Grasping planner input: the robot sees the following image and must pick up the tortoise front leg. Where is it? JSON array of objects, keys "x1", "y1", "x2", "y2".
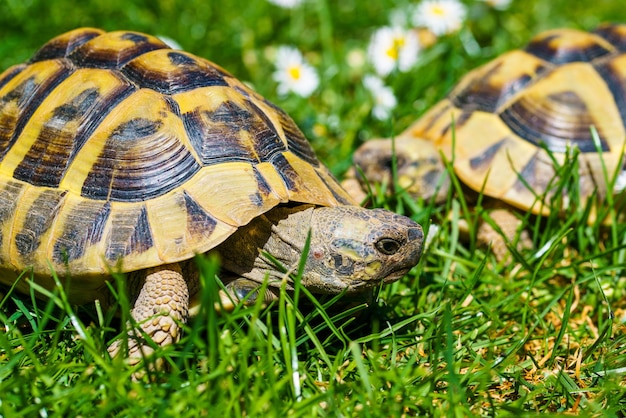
[
  {"x1": 219, "y1": 278, "x2": 279, "y2": 311},
  {"x1": 477, "y1": 209, "x2": 532, "y2": 262},
  {"x1": 108, "y1": 263, "x2": 189, "y2": 365}
]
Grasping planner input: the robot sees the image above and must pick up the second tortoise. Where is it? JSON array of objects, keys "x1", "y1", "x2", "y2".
[{"x1": 348, "y1": 24, "x2": 626, "y2": 259}]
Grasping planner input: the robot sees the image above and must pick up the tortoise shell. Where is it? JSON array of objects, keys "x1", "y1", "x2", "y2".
[
  {"x1": 402, "y1": 24, "x2": 626, "y2": 214},
  {"x1": 0, "y1": 28, "x2": 353, "y2": 280}
]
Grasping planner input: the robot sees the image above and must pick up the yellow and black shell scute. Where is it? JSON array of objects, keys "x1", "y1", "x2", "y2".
[
  {"x1": 0, "y1": 28, "x2": 353, "y2": 280},
  {"x1": 404, "y1": 23, "x2": 626, "y2": 215}
]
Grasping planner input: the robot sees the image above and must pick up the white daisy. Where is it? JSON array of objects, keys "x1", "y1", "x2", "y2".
[
  {"x1": 367, "y1": 26, "x2": 421, "y2": 77},
  {"x1": 413, "y1": 0, "x2": 467, "y2": 36},
  {"x1": 158, "y1": 35, "x2": 182, "y2": 50},
  {"x1": 267, "y1": 0, "x2": 304, "y2": 8},
  {"x1": 346, "y1": 48, "x2": 366, "y2": 70},
  {"x1": 363, "y1": 75, "x2": 397, "y2": 120},
  {"x1": 481, "y1": 0, "x2": 512, "y2": 10},
  {"x1": 273, "y1": 46, "x2": 319, "y2": 97}
]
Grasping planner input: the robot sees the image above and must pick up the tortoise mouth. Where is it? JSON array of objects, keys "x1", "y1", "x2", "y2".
[
  {"x1": 339, "y1": 266, "x2": 412, "y2": 293},
  {"x1": 382, "y1": 267, "x2": 412, "y2": 284}
]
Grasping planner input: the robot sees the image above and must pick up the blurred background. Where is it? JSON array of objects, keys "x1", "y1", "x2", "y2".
[{"x1": 2, "y1": 3, "x2": 626, "y2": 414}]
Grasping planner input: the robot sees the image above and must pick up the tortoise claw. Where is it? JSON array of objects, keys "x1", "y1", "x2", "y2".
[{"x1": 217, "y1": 278, "x2": 278, "y2": 311}]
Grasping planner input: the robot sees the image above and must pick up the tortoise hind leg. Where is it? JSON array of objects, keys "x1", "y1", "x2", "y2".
[{"x1": 108, "y1": 263, "x2": 189, "y2": 366}]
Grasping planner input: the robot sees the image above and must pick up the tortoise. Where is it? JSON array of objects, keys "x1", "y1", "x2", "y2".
[
  {"x1": 0, "y1": 28, "x2": 424, "y2": 361},
  {"x1": 347, "y1": 24, "x2": 626, "y2": 259}
]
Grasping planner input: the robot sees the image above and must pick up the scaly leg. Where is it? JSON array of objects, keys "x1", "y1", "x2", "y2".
[
  {"x1": 477, "y1": 209, "x2": 532, "y2": 262},
  {"x1": 108, "y1": 263, "x2": 189, "y2": 365}
]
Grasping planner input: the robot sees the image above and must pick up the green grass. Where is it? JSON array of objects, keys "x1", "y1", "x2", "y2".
[{"x1": 1, "y1": 0, "x2": 626, "y2": 416}]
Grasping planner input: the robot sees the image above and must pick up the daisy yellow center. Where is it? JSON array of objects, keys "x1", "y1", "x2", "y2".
[
  {"x1": 288, "y1": 65, "x2": 302, "y2": 80},
  {"x1": 385, "y1": 37, "x2": 405, "y2": 60},
  {"x1": 431, "y1": 6, "x2": 446, "y2": 15}
]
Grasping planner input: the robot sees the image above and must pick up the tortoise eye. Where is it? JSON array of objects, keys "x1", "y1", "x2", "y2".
[{"x1": 375, "y1": 238, "x2": 401, "y2": 255}]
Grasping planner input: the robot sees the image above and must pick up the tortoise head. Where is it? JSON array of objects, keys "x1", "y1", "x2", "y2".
[
  {"x1": 215, "y1": 204, "x2": 423, "y2": 297},
  {"x1": 302, "y1": 205, "x2": 424, "y2": 294},
  {"x1": 352, "y1": 136, "x2": 450, "y2": 203}
]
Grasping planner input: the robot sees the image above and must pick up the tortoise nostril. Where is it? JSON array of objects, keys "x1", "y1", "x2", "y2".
[{"x1": 408, "y1": 227, "x2": 423, "y2": 242}]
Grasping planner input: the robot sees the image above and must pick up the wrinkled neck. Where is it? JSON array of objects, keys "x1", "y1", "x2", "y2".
[{"x1": 213, "y1": 205, "x2": 315, "y2": 285}]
